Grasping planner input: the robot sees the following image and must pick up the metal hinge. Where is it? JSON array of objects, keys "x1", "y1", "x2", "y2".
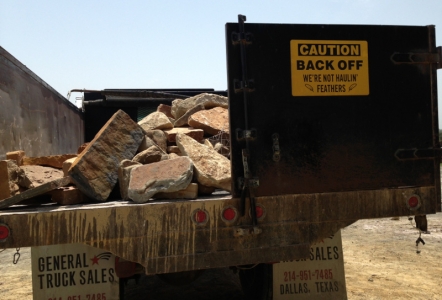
[
  {"x1": 391, "y1": 47, "x2": 442, "y2": 69},
  {"x1": 234, "y1": 79, "x2": 255, "y2": 93},
  {"x1": 395, "y1": 148, "x2": 442, "y2": 160},
  {"x1": 231, "y1": 15, "x2": 253, "y2": 45},
  {"x1": 236, "y1": 128, "x2": 257, "y2": 141}
]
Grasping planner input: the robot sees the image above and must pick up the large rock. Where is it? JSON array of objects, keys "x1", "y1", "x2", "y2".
[
  {"x1": 144, "y1": 130, "x2": 168, "y2": 152},
  {"x1": 20, "y1": 165, "x2": 64, "y2": 188},
  {"x1": 171, "y1": 93, "x2": 228, "y2": 119},
  {"x1": 173, "y1": 104, "x2": 205, "y2": 127},
  {"x1": 176, "y1": 133, "x2": 231, "y2": 192},
  {"x1": 118, "y1": 160, "x2": 142, "y2": 201},
  {"x1": 62, "y1": 157, "x2": 77, "y2": 177},
  {"x1": 6, "y1": 150, "x2": 25, "y2": 166},
  {"x1": 132, "y1": 146, "x2": 163, "y2": 164},
  {"x1": 153, "y1": 183, "x2": 198, "y2": 200},
  {"x1": 69, "y1": 109, "x2": 144, "y2": 201},
  {"x1": 128, "y1": 156, "x2": 193, "y2": 203},
  {"x1": 0, "y1": 160, "x2": 22, "y2": 199},
  {"x1": 23, "y1": 154, "x2": 77, "y2": 169},
  {"x1": 138, "y1": 112, "x2": 173, "y2": 131},
  {"x1": 163, "y1": 127, "x2": 204, "y2": 143},
  {"x1": 50, "y1": 186, "x2": 87, "y2": 205},
  {"x1": 138, "y1": 135, "x2": 157, "y2": 152},
  {"x1": 157, "y1": 104, "x2": 174, "y2": 118},
  {"x1": 188, "y1": 107, "x2": 229, "y2": 136}
]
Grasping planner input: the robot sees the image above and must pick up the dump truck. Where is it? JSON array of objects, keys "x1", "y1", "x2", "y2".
[{"x1": 0, "y1": 16, "x2": 441, "y2": 299}]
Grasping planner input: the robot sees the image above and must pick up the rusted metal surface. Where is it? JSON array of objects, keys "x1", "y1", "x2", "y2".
[
  {"x1": 0, "y1": 186, "x2": 435, "y2": 274},
  {"x1": 0, "y1": 46, "x2": 83, "y2": 159}
]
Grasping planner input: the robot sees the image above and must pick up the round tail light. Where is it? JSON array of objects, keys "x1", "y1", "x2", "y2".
[
  {"x1": 406, "y1": 194, "x2": 421, "y2": 210},
  {"x1": 221, "y1": 206, "x2": 238, "y2": 223},
  {"x1": 0, "y1": 224, "x2": 10, "y2": 241},
  {"x1": 249, "y1": 204, "x2": 266, "y2": 220},
  {"x1": 192, "y1": 209, "x2": 209, "y2": 225}
]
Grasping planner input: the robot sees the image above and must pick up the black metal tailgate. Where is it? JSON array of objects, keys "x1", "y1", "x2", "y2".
[{"x1": 226, "y1": 19, "x2": 441, "y2": 214}]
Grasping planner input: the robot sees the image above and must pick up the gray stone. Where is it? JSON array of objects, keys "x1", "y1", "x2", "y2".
[
  {"x1": 176, "y1": 133, "x2": 231, "y2": 192},
  {"x1": 128, "y1": 156, "x2": 194, "y2": 203},
  {"x1": 69, "y1": 109, "x2": 144, "y2": 201}
]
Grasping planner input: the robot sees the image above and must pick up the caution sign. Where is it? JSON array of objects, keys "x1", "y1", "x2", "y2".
[
  {"x1": 273, "y1": 231, "x2": 347, "y2": 300},
  {"x1": 291, "y1": 40, "x2": 369, "y2": 96}
]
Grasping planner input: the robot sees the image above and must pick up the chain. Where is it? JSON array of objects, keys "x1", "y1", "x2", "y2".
[
  {"x1": 408, "y1": 216, "x2": 425, "y2": 254},
  {"x1": 13, "y1": 247, "x2": 20, "y2": 264}
]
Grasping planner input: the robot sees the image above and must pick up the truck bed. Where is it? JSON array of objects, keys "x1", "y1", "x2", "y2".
[{"x1": 0, "y1": 186, "x2": 434, "y2": 274}]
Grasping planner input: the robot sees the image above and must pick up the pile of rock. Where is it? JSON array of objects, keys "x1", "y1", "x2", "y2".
[{"x1": 0, "y1": 93, "x2": 231, "y2": 208}]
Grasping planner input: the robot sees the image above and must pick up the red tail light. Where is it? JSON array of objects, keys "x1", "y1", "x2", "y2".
[
  {"x1": 222, "y1": 206, "x2": 238, "y2": 223},
  {"x1": 407, "y1": 194, "x2": 421, "y2": 210},
  {"x1": 0, "y1": 224, "x2": 10, "y2": 241},
  {"x1": 250, "y1": 204, "x2": 266, "y2": 220},
  {"x1": 192, "y1": 209, "x2": 209, "y2": 225}
]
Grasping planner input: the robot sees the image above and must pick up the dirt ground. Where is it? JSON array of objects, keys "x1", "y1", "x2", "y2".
[{"x1": 1, "y1": 213, "x2": 441, "y2": 299}]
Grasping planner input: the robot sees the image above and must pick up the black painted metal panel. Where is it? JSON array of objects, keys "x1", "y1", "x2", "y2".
[{"x1": 226, "y1": 22, "x2": 440, "y2": 206}]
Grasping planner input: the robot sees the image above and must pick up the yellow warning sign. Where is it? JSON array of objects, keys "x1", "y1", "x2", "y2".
[{"x1": 290, "y1": 40, "x2": 369, "y2": 96}]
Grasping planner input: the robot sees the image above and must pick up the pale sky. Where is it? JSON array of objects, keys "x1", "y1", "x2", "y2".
[{"x1": 1, "y1": 0, "x2": 442, "y2": 122}]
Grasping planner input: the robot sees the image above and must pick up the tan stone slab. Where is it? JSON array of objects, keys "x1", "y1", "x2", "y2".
[
  {"x1": 163, "y1": 127, "x2": 204, "y2": 143},
  {"x1": 0, "y1": 160, "x2": 25, "y2": 200},
  {"x1": 176, "y1": 133, "x2": 231, "y2": 192},
  {"x1": 69, "y1": 109, "x2": 144, "y2": 201},
  {"x1": 153, "y1": 183, "x2": 198, "y2": 200},
  {"x1": 50, "y1": 186, "x2": 87, "y2": 205},
  {"x1": 118, "y1": 161, "x2": 141, "y2": 201},
  {"x1": 0, "y1": 177, "x2": 71, "y2": 209},
  {"x1": 62, "y1": 157, "x2": 77, "y2": 177},
  {"x1": 132, "y1": 146, "x2": 162, "y2": 164},
  {"x1": 157, "y1": 104, "x2": 174, "y2": 118},
  {"x1": 167, "y1": 146, "x2": 181, "y2": 154},
  {"x1": 20, "y1": 165, "x2": 64, "y2": 188},
  {"x1": 138, "y1": 112, "x2": 173, "y2": 131},
  {"x1": 173, "y1": 104, "x2": 205, "y2": 127},
  {"x1": 128, "y1": 156, "x2": 193, "y2": 203},
  {"x1": 144, "y1": 130, "x2": 167, "y2": 152},
  {"x1": 0, "y1": 160, "x2": 14, "y2": 200},
  {"x1": 23, "y1": 154, "x2": 77, "y2": 169},
  {"x1": 6, "y1": 150, "x2": 25, "y2": 166},
  {"x1": 171, "y1": 93, "x2": 228, "y2": 119},
  {"x1": 188, "y1": 106, "x2": 229, "y2": 136}
]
